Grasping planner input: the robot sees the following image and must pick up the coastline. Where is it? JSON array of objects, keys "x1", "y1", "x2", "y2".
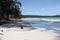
[
  {"x1": 0, "y1": 18, "x2": 60, "y2": 40},
  {"x1": 0, "y1": 27, "x2": 59, "y2": 40}
]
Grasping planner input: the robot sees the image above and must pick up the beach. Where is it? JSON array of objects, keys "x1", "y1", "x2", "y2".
[
  {"x1": 0, "y1": 27, "x2": 59, "y2": 40},
  {"x1": 0, "y1": 18, "x2": 60, "y2": 40}
]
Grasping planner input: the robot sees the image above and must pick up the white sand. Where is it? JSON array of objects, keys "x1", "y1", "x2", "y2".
[
  {"x1": 0, "y1": 27, "x2": 59, "y2": 40},
  {"x1": 0, "y1": 18, "x2": 59, "y2": 40}
]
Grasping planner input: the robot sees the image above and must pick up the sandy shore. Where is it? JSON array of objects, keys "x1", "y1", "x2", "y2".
[
  {"x1": 0, "y1": 19, "x2": 60, "y2": 40},
  {"x1": 0, "y1": 27, "x2": 59, "y2": 40}
]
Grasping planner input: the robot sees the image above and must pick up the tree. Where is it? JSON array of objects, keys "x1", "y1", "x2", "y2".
[
  {"x1": 0, "y1": 0, "x2": 22, "y2": 21},
  {"x1": 11, "y1": 1, "x2": 22, "y2": 18}
]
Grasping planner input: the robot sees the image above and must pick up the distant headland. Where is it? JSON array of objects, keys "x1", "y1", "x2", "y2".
[{"x1": 22, "y1": 15, "x2": 60, "y2": 18}]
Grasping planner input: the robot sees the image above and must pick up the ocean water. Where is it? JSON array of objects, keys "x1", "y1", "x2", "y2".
[
  {"x1": 0, "y1": 17, "x2": 60, "y2": 35},
  {"x1": 22, "y1": 17, "x2": 60, "y2": 35}
]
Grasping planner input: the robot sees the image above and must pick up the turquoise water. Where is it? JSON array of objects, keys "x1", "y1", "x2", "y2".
[
  {"x1": 39, "y1": 17, "x2": 60, "y2": 20},
  {"x1": 24, "y1": 17, "x2": 60, "y2": 35}
]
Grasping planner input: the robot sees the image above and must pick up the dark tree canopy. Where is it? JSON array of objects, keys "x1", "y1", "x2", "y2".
[{"x1": 0, "y1": 0, "x2": 22, "y2": 22}]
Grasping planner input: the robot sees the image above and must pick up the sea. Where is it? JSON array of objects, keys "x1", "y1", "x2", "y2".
[
  {"x1": 22, "y1": 17, "x2": 60, "y2": 35},
  {"x1": 0, "y1": 17, "x2": 60, "y2": 35}
]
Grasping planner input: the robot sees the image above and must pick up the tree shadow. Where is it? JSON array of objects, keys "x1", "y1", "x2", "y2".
[{"x1": 0, "y1": 19, "x2": 36, "y2": 31}]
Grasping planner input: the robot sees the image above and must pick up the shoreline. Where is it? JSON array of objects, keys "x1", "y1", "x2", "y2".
[
  {"x1": 0, "y1": 27, "x2": 59, "y2": 40},
  {"x1": 0, "y1": 18, "x2": 60, "y2": 40}
]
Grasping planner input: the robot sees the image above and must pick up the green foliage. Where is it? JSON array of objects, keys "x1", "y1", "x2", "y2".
[{"x1": 0, "y1": 0, "x2": 22, "y2": 22}]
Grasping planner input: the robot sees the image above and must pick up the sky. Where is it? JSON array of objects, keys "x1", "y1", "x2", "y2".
[{"x1": 19, "y1": 0, "x2": 60, "y2": 16}]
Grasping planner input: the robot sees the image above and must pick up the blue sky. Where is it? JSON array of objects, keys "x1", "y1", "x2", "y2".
[{"x1": 19, "y1": 0, "x2": 60, "y2": 16}]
